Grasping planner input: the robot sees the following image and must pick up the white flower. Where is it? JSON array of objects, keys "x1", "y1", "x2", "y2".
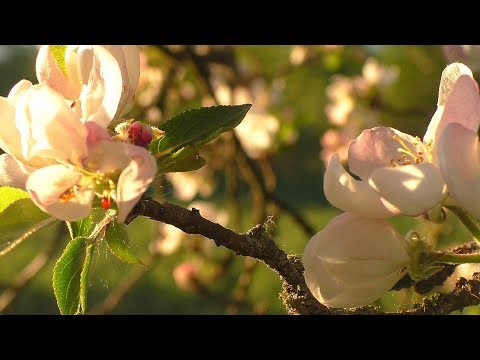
[
  {"x1": 303, "y1": 212, "x2": 408, "y2": 308},
  {"x1": 324, "y1": 63, "x2": 477, "y2": 218},
  {"x1": 36, "y1": 45, "x2": 140, "y2": 125}
]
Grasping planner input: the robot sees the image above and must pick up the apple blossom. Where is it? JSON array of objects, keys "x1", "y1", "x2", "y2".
[
  {"x1": 36, "y1": 45, "x2": 140, "y2": 125},
  {"x1": 0, "y1": 81, "x2": 86, "y2": 189},
  {"x1": 0, "y1": 80, "x2": 156, "y2": 222},
  {"x1": 25, "y1": 122, "x2": 156, "y2": 223},
  {"x1": 303, "y1": 212, "x2": 409, "y2": 308},
  {"x1": 324, "y1": 63, "x2": 477, "y2": 218},
  {"x1": 428, "y1": 62, "x2": 480, "y2": 219}
]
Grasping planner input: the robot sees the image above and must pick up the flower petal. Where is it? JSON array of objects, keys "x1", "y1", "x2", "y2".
[
  {"x1": 348, "y1": 127, "x2": 425, "y2": 180},
  {"x1": 303, "y1": 212, "x2": 408, "y2": 308},
  {"x1": 80, "y1": 46, "x2": 123, "y2": 127},
  {"x1": 116, "y1": 144, "x2": 157, "y2": 223},
  {"x1": 0, "y1": 96, "x2": 23, "y2": 160},
  {"x1": 324, "y1": 153, "x2": 395, "y2": 217},
  {"x1": 438, "y1": 123, "x2": 480, "y2": 218},
  {"x1": 317, "y1": 270, "x2": 404, "y2": 308},
  {"x1": 312, "y1": 213, "x2": 408, "y2": 264},
  {"x1": 118, "y1": 45, "x2": 140, "y2": 117},
  {"x1": 26, "y1": 164, "x2": 94, "y2": 221},
  {"x1": 0, "y1": 154, "x2": 31, "y2": 189},
  {"x1": 424, "y1": 74, "x2": 480, "y2": 159},
  {"x1": 368, "y1": 162, "x2": 445, "y2": 216},
  {"x1": 16, "y1": 84, "x2": 87, "y2": 165},
  {"x1": 36, "y1": 45, "x2": 80, "y2": 100},
  {"x1": 7, "y1": 79, "x2": 33, "y2": 104}
]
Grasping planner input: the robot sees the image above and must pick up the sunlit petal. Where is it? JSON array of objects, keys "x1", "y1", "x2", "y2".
[
  {"x1": 116, "y1": 144, "x2": 157, "y2": 223},
  {"x1": 438, "y1": 123, "x2": 480, "y2": 218},
  {"x1": 324, "y1": 153, "x2": 394, "y2": 217},
  {"x1": 26, "y1": 164, "x2": 94, "y2": 221},
  {"x1": 368, "y1": 162, "x2": 446, "y2": 216}
]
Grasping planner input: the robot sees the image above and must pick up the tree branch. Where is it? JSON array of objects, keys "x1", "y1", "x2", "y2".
[
  {"x1": 405, "y1": 274, "x2": 480, "y2": 315},
  {"x1": 126, "y1": 198, "x2": 379, "y2": 315}
]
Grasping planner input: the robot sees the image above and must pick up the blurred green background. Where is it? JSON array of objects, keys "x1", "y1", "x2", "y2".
[{"x1": 1, "y1": 45, "x2": 476, "y2": 315}]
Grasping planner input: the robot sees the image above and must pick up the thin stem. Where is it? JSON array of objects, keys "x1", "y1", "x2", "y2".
[
  {"x1": 0, "y1": 218, "x2": 58, "y2": 257},
  {"x1": 0, "y1": 222, "x2": 65, "y2": 313},
  {"x1": 437, "y1": 252, "x2": 480, "y2": 264},
  {"x1": 446, "y1": 205, "x2": 480, "y2": 242}
]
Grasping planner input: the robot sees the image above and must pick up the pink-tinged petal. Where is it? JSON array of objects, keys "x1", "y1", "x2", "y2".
[
  {"x1": 0, "y1": 154, "x2": 31, "y2": 189},
  {"x1": 84, "y1": 140, "x2": 130, "y2": 174},
  {"x1": 324, "y1": 153, "x2": 395, "y2": 218},
  {"x1": 118, "y1": 45, "x2": 140, "y2": 117},
  {"x1": 7, "y1": 79, "x2": 33, "y2": 104},
  {"x1": 116, "y1": 145, "x2": 157, "y2": 223},
  {"x1": 437, "y1": 63, "x2": 473, "y2": 107},
  {"x1": 64, "y1": 46, "x2": 82, "y2": 94},
  {"x1": 368, "y1": 162, "x2": 446, "y2": 216},
  {"x1": 77, "y1": 45, "x2": 94, "y2": 85},
  {"x1": 85, "y1": 121, "x2": 111, "y2": 146},
  {"x1": 122, "y1": 46, "x2": 140, "y2": 94},
  {"x1": 0, "y1": 96, "x2": 23, "y2": 160},
  {"x1": 26, "y1": 165, "x2": 94, "y2": 221},
  {"x1": 80, "y1": 46, "x2": 123, "y2": 127},
  {"x1": 438, "y1": 123, "x2": 480, "y2": 218},
  {"x1": 16, "y1": 84, "x2": 87, "y2": 165},
  {"x1": 35, "y1": 45, "x2": 80, "y2": 100},
  {"x1": 424, "y1": 75, "x2": 480, "y2": 156},
  {"x1": 348, "y1": 127, "x2": 425, "y2": 180}
]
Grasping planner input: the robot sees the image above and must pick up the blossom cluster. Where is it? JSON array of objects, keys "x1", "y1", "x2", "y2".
[
  {"x1": 0, "y1": 46, "x2": 157, "y2": 223},
  {"x1": 304, "y1": 62, "x2": 480, "y2": 308}
]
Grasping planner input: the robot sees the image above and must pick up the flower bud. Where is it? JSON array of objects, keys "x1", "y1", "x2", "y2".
[{"x1": 303, "y1": 212, "x2": 409, "y2": 308}]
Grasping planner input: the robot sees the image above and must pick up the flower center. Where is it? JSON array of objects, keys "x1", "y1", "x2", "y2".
[
  {"x1": 59, "y1": 186, "x2": 78, "y2": 202},
  {"x1": 390, "y1": 135, "x2": 425, "y2": 167}
]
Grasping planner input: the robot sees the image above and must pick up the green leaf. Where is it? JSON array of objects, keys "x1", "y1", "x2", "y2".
[
  {"x1": 157, "y1": 146, "x2": 207, "y2": 174},
  {"x1": 106, "y1": 221, "x2": 143, "y2": 265},
  {"x1": 79, "y1": 243, "x2": 95, "y2": 313},
  {"x1": 50, "y1": 45, "x2": 68, "y2": 78},
  {"x1": 0, "y1": 197, "x2": 52, "y2": 245},
  {"x1": 149, "y1": 104, "x2": 251, "y2": 156},
  {"x1": 53, "y1": 237, "x2": 88, "y2": 315},
  {"x1": 68, "y1": 208, "x2": 106, "y2": 240},
  {"x1": 0, "y1": 186, "x2": 30, "y2": 213}
]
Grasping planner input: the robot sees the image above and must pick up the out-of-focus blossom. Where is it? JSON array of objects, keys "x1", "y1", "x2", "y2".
[
  {"x1": 361, "y1": 58, "x2": 399, "y2": 89},
  {"x1": 290, "y1": 46, "x2": 308, "y2": 66},
  {"x1": 443, "y1": 45, "x2": 480, "y2": 72},
  {"x1": 324, "y1": 63, "x2": 475, "y2": 218},
  {"x1": 136, "y1": 49, "x2": 164, "y2": 109},
  {"x1": 321, "y1": 58, "x2": 399, "y2": 166},
  {"x1": 209, "y1": 81, "x2": 282, "y2": 158},
  {"x1": 173, "y1": 261, "x2": 202, "y2": 293},
  {"x1": 151, "y1": 201, "x2": 228, "y2": 255},
  {"x1": 151, "y1": 223, "x2": 185, "y2": 255},
  {"x1": 165, "y1": 167, "x2": 215, "y2": 202},
  {"x1": 303, "y1": 212, "x2": 409, "y2": 308}
]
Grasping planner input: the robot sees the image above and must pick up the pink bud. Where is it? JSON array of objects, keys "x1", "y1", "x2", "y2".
[
  {"x1": 126, "y1": 121, "x2": 153, "y2": 148},
  {"x1": 173, "y1": 262, "x2": 201, "y2": 293}
]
